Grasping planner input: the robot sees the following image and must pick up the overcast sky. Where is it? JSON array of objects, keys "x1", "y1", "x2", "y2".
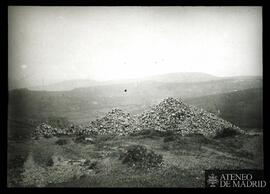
[{"x1": 8, "y1": 6, "x2": 262, "y2": 88}]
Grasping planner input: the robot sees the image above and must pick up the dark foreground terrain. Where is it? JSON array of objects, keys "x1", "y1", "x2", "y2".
[{"x1": 8, "y1": 128, "x2": 263, "y2": 187}]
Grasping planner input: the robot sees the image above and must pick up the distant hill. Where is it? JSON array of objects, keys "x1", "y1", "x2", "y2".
[
  {"x1": 29, "y1": 79, "x2": 99, "y2": 91},
  {"x1": 143, "y1": 72, "x2": 220, "y2": 83},
  {"x1": 25, "y1": 72, "x2": 222, "y2": 91},
  {"x1": 185, "y1": 88, "x2": 263, "y2": 128}
]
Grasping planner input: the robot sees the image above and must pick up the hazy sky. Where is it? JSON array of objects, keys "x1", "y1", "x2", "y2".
[{"x1": 8, "y1": 6, "x2": 262, "y2": 87}]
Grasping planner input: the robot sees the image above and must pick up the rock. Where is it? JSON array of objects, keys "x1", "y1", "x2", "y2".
[
  {"x1": 136, "y1": 97, "x2": 243, "y2": 138},
  {"x1": 82, "y1": 108, "x2": 139, "y2": 136},
  {"x1": 84, "y1": 137, "x2": 94, "y2": 143},
  {"x1": 32, "y1": 122, "x2": 77, "y2": 138}
]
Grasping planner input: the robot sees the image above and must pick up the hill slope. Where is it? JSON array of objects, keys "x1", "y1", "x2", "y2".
[
  {"x1": 29, "y1": 79, "x2": 99, "y2": 91},
  {"x1": 142, "y1": 72, "x2": 219, "y2": 83},
  {"x1": 185, "y1": 88, "x2": 263, "y2": 128}
]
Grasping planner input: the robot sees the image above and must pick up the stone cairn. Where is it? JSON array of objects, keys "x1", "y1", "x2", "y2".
[
  {"x1": 79, "y1": 108, "x2": 140, "y2": 136},
  {"x1": 137, "y1": 97, "x2": 243, "y2": 137},
  {"x1": 33, "y1": 97, "x2": 243, "y2": 138},
  {"x1": 32, "y1": 123, "x2": 76, "y2": 138}
]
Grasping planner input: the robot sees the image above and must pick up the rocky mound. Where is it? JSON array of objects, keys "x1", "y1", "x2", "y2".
[
  {"x1": 79, "y1": 108, "x2": 139, "y2": 136},
  {"x1": 32, "y1": 123, "x2": 76, "y2": 138},
  {"x1": 137, "y1": 97, "x2": 243, "y2": 138},
  {"x1": 32, "y1": 98, "x2": 243, "y2": 138}
]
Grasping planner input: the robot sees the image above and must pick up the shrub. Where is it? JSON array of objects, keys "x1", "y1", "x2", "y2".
[
  {"x1": 95, "y1": 134, "x2": 115, "y2": 143},
  {"x1": 121, "y1": 145, "x2": 163, "y2": 169},
  {"x1": 162, "y1": 144, "x2": 170, "y2": 151},
  {"x1": 74, "y1": 135, "x2": 85, "y2": 143},
  {"x1": 184, "y1": 133, "x2": 210, "y2": 144},
  {"x1": 84, "y1": 160, "x2": 98, "y2": 170},
  {"x1": 8, "y1": 155, "x2": 27, "y2": 186},
  {"x1": 21, "y1": 154, "x2": 86, "y2": 187},
  {"x1": 162, "y1": 130, "x2": 175, "y2": 137},
  {"x1": 74, "y1": 135, "x2": 95, "y2": 144},
  {"x1": 31, "y1": 146, "x2": 55, "y2": 168},
  {"x1": 163, "y1": 136, "x2": 176, "y2": 142},
  {"x1": 55, "y1": 139, "x2": 68, "y2": 145},
  {"x1": 8, "y1": 155, "x2": 26, "y2": 169},
  {"x1": 215, "y1": 127, "x2": 241, "y2": 138},
  {"x1": 235, "y1": 150, "x2": 254, "y2": 159},
  {"x1": 136, "y1": 129, "x2": 174, "y2": 138},
  {"x1": 46, "y1": 158, "x2": 54, "y2": 167},
  {"x1": 21, "y1": 154, "x2": 48, "y2": 187}
]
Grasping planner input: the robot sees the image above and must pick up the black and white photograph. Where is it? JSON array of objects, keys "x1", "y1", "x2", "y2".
[{"x1": 6, "y1": 6, "x2": 264, "y2": 188}]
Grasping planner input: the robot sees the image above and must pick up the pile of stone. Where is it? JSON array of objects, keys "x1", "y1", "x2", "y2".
[
  {"x1": 32, "y1": 123, "x2": 76, "y2": 138},
  {"x1": 81, "y1": 108, "x2": 140, "y2": 136},
  {"x1": 32, "y1": 98, "x2": 243, "y2": 138},
  {"x1": 137, "y1": 97, "x2": 243, "y2": 138}
]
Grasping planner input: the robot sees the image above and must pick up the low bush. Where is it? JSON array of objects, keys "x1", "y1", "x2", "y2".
[
  {"x1": 74, "y1": 135, "x2": 85, "y2": 143},
  {"x1": 121, "y1": 145, "x2": 163, "y2": 170},
  {"x1": 163, "y1": 136, "x2": 176, "y2": 142},
  {"x1": 235, "y1": 150, "x2": 254, "y2": 159},
  {"x1": 136, "y1": 129, "x2": 176, "y2": 138},
  {"x1": 215, "y1": 127, "x2": 242, "y2": 138},
  {"x1": 95, "y1": 134, "x2": 115, "y2": 143},
  {"x1": 31, "y1": 143, "x2": 60, "y2": 168},
  {"x1": 55, "y1": 139, "x2": 68, "y2": 145},
  {"x1": 84, "y1": 160, "x2": 98, "y2": 170},
  {"x1": 74, "y1": 135, "x2": 95, "y2": 143},
  {"x1": 21, "y1": 154, "x2": 86, "y2": 187},
  {"x1": 46, "y1": 158, "x2": 54, "y2": 167},
  {"x1": 8, "y1": 155, "x2": 26, "y2": 169}
]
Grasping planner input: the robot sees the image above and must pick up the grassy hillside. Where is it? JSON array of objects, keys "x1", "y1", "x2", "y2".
[{"x1": 185, "y1": 88, "x2": 263, "y2": 128}]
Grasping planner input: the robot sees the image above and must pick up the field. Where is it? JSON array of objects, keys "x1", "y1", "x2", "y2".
[{"x1": 8, "y1": 128, "x2": 263, "y2": 187}]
